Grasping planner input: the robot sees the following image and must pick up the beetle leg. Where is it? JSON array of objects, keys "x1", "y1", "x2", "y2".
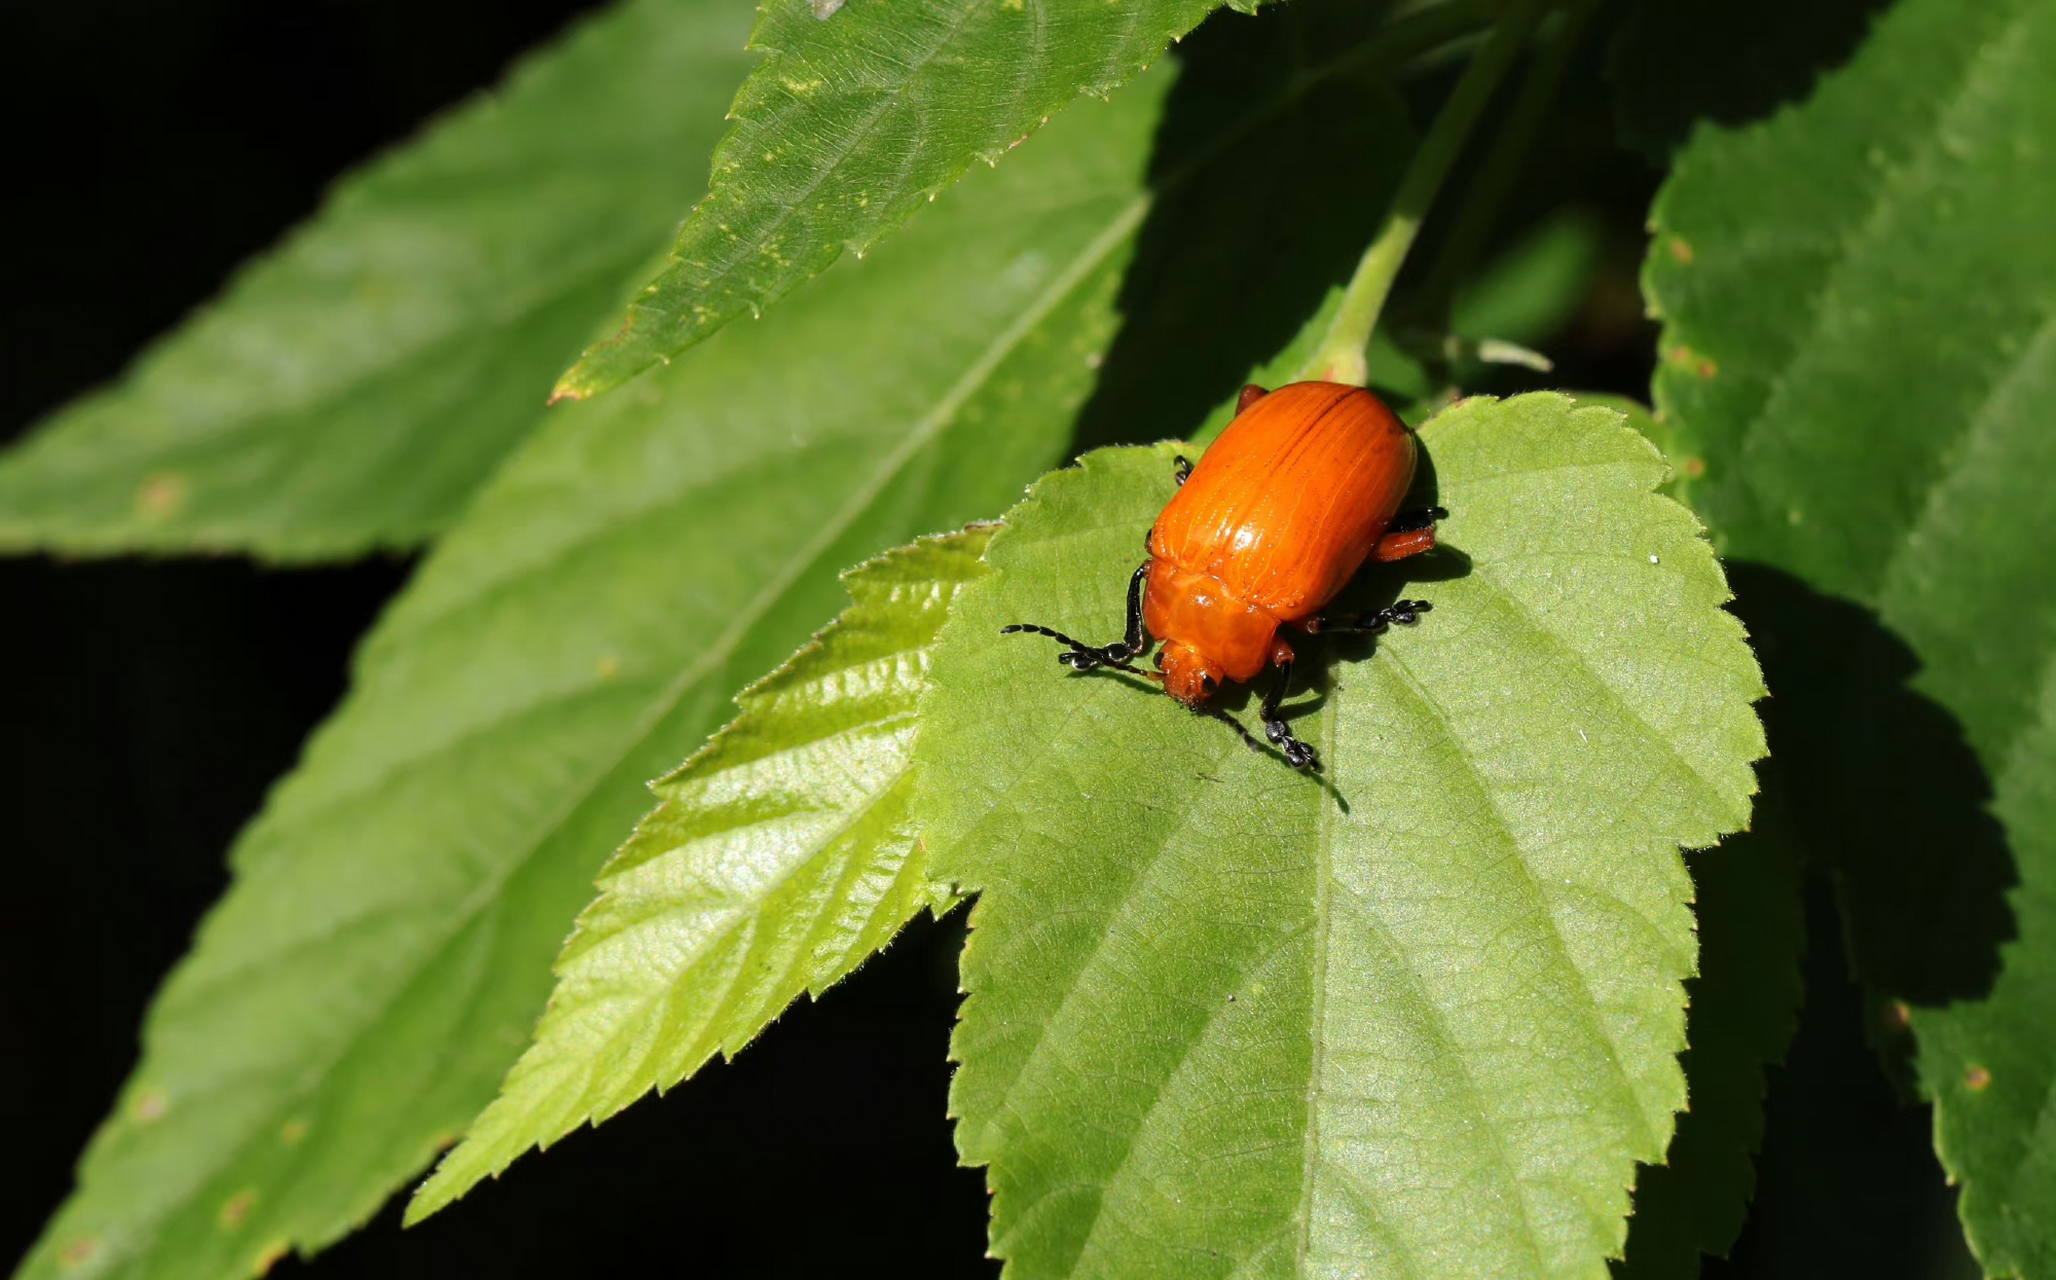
[
  {"x1": 1000, "y1": 561, "x2": 1153, "y2": 671},
  {"x1": 1372, "y1": 527, "x2": 1437, "y2": 562},
  {"x1": 1237, "y1": 383, "x2": 1270, "y2": 414},
  {"x1": 1172, "y1": 455, "x2": 1193, "y2": 486},
  {"x1": 1303, "y1": 599, "x2": 1433, "y2": 636},
  {"x1": 1260, "y1": 658, "x2": 1319, "y2": 771}
]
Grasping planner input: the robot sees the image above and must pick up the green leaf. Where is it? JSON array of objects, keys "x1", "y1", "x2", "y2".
[
  {"x1": 1450, "y1": 211, "x2": 1601, "y2": 347},
  {"x1": 917, "y1": 394, "x2": 1765, "y2": 1278},
  {"x1": 555, "y1": 0, "x2": 1254, "y2": 399},
  {"x1": 1643, "y1": 0, "x2": 2056, "y2": 1270},
  {"x1": 16, "y1": 67, "x2": 1169, "y2": 1280},
  {"x1": 1605, "y1": 0, "x2": 1890, "y2": 161},
  {"x1": 407, "y1": 530, "x2": 987, "y2": 1219},
  {"x1": 1063, "y1": 0, "x2": 1482, "y2": 454},
  {"x1": 1617, "y1": 774, "x2": 1805, "y2": 1279},
  {"x1": 0, "y1": 0, "x2": 755, "y2": 562}
]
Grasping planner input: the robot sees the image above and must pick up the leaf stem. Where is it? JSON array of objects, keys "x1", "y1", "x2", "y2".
[
  {"x1": 1303, "y1": 0, "x2": 1553, "y2": 385},
  {"x1": 1416, "y1": 0, "x2": 1602, "y2": 326}
]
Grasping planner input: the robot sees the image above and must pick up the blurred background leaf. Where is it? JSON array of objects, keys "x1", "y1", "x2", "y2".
[
  {"x1": 0, "y1": 0, "x2": 753, "y2": 561},
  {"x1": 1645, "y1": 0, "x2": 2056, "y2": 1271},
  {"x1": 919, "y1": 397, "x2": 1764, "y2": 1279},
  {"x1": 1606, "y1": 0, "x2": 1891, "y2": 161},
  {"x1": 12, "y1": 60, "x2": 1171, "y2": 1280}
]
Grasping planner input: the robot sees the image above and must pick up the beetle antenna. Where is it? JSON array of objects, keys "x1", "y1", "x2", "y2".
[{"x1": 1000, "y1": 622, "x2": 1093, "y2": 651}]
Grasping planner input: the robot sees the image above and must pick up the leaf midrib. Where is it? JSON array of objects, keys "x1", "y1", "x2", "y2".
[
  {"x1": 1290, "y1": 685, "x2": 1342, "y2": 1276},
  {"x1": 667, "y1": 0, "x2": 994, "y2": 313},
  {"x1": 1276, "y1": 543, "x2": 1706, "y2": 1268},
  {"x1": 558, "y1": 744, "x2": 920, "y2": 1114},
  {"x1": 1877, "y1": 309, "x2": 2056, "y2": 766}
]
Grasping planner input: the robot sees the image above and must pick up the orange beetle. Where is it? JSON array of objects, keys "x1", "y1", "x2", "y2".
[{"x1": 1004, "y1": 381, "x2": 1443, "y2": 770}]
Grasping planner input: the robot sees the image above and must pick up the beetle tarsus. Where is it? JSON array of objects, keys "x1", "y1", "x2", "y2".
[
  {"x1": 1259, "y1": 659, "x2": 1320, "y2": 771},
  {"x1": 1172, "y1": 455, "x2": 1193, "y2": 486},
  {"x1": 1360, "y1": 599, "x2": 1432, "y2": 633},
  {"x1": 1273, "y1": 733, "x2": 1319, "y2": 771}
]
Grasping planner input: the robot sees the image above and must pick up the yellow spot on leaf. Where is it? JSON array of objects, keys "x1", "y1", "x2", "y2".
[
  {"x1": 280, "y1": 1119, "x2": 309, "y2": 1145},
  {"x1": 135, "y1": 473, "x2": 188, "y2": 521},
  {"x1": 130, "y1": 1089, "x2": 168, "y2": 1122},
  {"x1": 1664, "y1": 345, "x2": 1718, "y2": 379},
  {"x1": 219, "y1": 1190, "x2": 258, "y2": 1229},
  {"x1": 58, "y1": 1238, "x2": 101, "y2": 1271},
  {"x1": 596, "y1": 656, "x2": 621, "y2": 680},
  {"x1": 1966, "y1": 1065, "x2": 1992, "y2": 1091},
  {"x1": 1668, "y1": 237, "x2": 1694, "y2": 265}
]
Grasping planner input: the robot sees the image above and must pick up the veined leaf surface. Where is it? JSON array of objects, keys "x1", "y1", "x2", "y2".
[
  {"x1": 917, "y1": 395, "x2": 1766, "y2": 1278},
  {"x1": 0, "y1": 0, "x2": 754, "y2": 561},
  {"x1": 15, "y1": 67, "x2": 1167, "y2": 1280},
  {"x1": 1645, "y1": 0, "x2": 2056, "y2": 1270},
  {"x1": 556, "y1": 0, "x2": 1253, "y2": 398},
  {"x1": 408, "y1": 531, "x2": 988, "y2": 1218}
]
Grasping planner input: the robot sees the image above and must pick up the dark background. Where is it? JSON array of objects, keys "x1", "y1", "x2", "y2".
[{"x1": 0, "y1": 0, "x2": 1978, "y2": 1276}]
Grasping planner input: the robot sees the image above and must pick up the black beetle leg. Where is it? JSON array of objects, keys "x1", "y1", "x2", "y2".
[
  {"x1": 1260, "y1": 659, "x2": 1318, "y2": 770},
  {"x1": 1001, "y1": 560, "x2": 1152, "y2": 672},
  {"x1": 1302, "y1": 599, "x2": 1433, "y2": 636}
]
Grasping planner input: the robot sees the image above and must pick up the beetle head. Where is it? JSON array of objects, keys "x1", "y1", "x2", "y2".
[{"x1": 1157, "y1": 641, "x2": 1225, "y2": 707}]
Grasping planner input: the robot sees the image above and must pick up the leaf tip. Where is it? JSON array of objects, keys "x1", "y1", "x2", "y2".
[{"x1": 401, "y1": 1165, "x2": 468, "y2": 1228}]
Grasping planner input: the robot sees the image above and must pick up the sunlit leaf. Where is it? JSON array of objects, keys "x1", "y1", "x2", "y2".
[
  {"x1": 917, "y1": 394, "x2": 1765, "y2": 1278},
  {"x1": 554, "y1": 0, "x2": 1259, "y2": 398},
  {"x1": 408, "y1": 531, "x2": 988, "y2": 1218},
  {"x1": 13, "y1": 65, "x2": 1170, "y2": 1280},
  {"x1": 0, "y1": 0, "x2": 753, "y2": 561}
]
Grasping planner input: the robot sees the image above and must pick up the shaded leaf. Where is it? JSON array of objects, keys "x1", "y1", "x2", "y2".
[
  {"x1": 1450, "y1": 211, "x2": 1602, "y2": 347},
  {"x1": 1643, "y1": 0, "x2": 2056, "y2": 1270},
  {"x1": 1067, "y1": 0, "x2": 1480, "y2": 453},
  {"x1": 557, "y1": 0, "x2": 1252, "y2": 398},
  {"x1": 0, "y1": 0, "x2": 754, "y2": 561},
  {"x1": 1185, "y1": 291, "x2": 1428, "y2": 448},
  {"x1": 408, "y1": 531, "x2": 988, "y2": 1218},
  {"x1": 917, "y1": 395, "x2": 1765, "y2": 1278},
  {"x1": 1605, "y1": 0, "x2": 1890, "y2": 161},
  {"x1": 1618, "y1": 770, "x2": 1806, "y2": 1279},
  {"x1": 14, "y1": 69, "x2": 1171, "y2": 1280}
]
